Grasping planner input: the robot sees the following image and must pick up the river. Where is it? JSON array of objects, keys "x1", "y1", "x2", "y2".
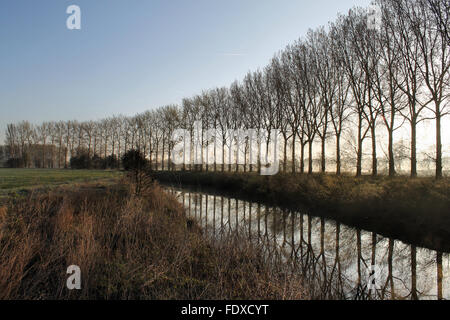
[{"x1": 164, "y1": 186, "x2": 449, "y2": 300}]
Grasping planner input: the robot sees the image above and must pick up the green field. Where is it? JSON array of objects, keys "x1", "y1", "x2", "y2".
[{"x1": 0, "y1": 168, "x2": 122, "y2": 198}]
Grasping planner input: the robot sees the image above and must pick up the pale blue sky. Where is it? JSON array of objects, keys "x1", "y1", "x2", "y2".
[{"x1": 0, "y1": 0, "x2": 372, "y2": 142}]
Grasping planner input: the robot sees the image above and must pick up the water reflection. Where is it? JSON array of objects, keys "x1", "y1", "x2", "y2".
[{"x1": 167, "y1": 188, "x2": 449, "y2": 300}]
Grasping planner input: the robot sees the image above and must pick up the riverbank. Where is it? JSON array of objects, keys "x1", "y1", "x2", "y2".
[
  {"x1": 0, "y1": 176, "x2": 305, "y2": 299},
  {"x1": 150, "y1": 171, "x2": 450, "y2": 252}
]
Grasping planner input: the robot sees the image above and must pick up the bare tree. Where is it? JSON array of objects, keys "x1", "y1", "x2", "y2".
[
  {"x1": 267, "y1": 56, "x2": 293, "y2": 172},
  {"x1": 162, "y1": 105, "x2": 181, "y2": 171},
  {"x1": 309, "y1": 28, "x2": 336, "y2": 173},
  {"x1": 37, "y1": 122, "x2": 50, "y2": 168},
  {"x1": 388, "y1": 0, "x2": 431, "y2": 177},
  {"x1": 329, "y1": 23, "x2": 352, "y2": 175},
  {"x1": 337, "y1": 12, "x2": 373, "y2": 176},
  {"x1": 404, "y1": 0, "x2": 450, "y2": 178}
]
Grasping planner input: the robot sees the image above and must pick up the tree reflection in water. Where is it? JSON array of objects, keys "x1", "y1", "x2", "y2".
[{"x1": 167, "y1": 188, "x2": 449, "y2": 300}]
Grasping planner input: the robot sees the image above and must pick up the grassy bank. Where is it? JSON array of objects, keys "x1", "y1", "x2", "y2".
[
  {"x1": 0, "y1": 176, "x2": 305, "y2": 300},
  {"x1": 151, "y1": 171, "x2": 450, "y2": 252}
]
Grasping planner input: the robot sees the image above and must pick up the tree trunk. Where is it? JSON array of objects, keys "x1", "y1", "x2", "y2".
[
  {"x1": 155, "y1": 142, "x2": 159, "y2": 171},
  {"x1": 321, "y1": 137, "x2": 326, "y2": 173},
  {"x1": 411, "y1": 245, "x2": 418, "y2": 300},
  {"x1": 300, "y1": 142, "x2": 305, "y2": 174},
  {"x1": 356, "y1": 117, "x2": 363, "y2": 177},
  {"x1": 371, "y1": 125, "x2": 377, "y2": 176},
  {"x1": 388, "y1": 129, "x2": 395, "y2": 177},
  {"x1": 162, "y1": 138, "x2": 165, "y2": 171},
  {"x1": 291, "y1": 135, "x2": 296, "y2": 173},
  {"x1": 64, "y1": 147, "x2": 68, "y2": 169},
  {"x1": 388, "y1": 239, "x2": 395, "y2": 298},
  {"x1": 243, "y1": 140, "x2": 247, "y2": 173},
  {"x1": 214, "y1": 132, "x2": 217, "y2": 172},
  {"x1": 411, "y1": 121, "x2": 417, "y2": 178},
  {"x1": 436, "y1": 110, "x2": 442, "y2": 179},
  {"x1": 104, "y1": 138, "x2": 108, "y2": 159},
  {"x1": 58, "y1": 139, "x2": 62, "y2": 169},
  {"x1": 283, "y1": 136, "x2": 288, "y2": 173},
  {"x1": 168, "y1": 142, "x2": 172, "y2": 171},
  {"x1": 222, "y1": 142, "x2": 225, "y2": 172},
  {"x1": 336, "y1": 133, "x2": 341, "y2": 175},
  {"x1": 437, "y1": 252, "x2": 443, "y2": 300},
  {"x1": 42, "y1": 140, "x2": 46, "y2": 169},
  {"x1": 308, "y1": 140, "x2": 313, "y2": 174}
]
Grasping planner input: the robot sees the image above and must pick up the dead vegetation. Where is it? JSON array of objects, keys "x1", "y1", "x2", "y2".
[{"x1": 0, "y1": 177, "x2": 306, "y2": 300}]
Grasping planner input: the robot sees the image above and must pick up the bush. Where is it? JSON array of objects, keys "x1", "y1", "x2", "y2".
[
  {"x1": 105, "y1": 154, "x2": 119, "y2": 169},
  {"x1": 6, "y1": 157, "x2": 26, "y2": 168},
  {"x1": 91, "y1": 154, "x2": 106, "y2": 169},
  {"x1": 121, "y1": 150, "x2": 147, "y2": 171},
  {"x1": 70, "y1": 152, "x2": 92, "y2": 169},
  {"x1": 70, "y1": 151, "x2": 119, "y2": 170}
]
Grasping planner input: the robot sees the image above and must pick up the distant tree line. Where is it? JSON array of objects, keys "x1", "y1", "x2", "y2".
[{"x1": 4, "y1": 0, "x2": 449, "y2": 178}]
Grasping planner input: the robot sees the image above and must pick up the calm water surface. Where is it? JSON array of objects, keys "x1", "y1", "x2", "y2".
[{"x1": 166, "y1": 187, "x2": 449, "y2": 300}]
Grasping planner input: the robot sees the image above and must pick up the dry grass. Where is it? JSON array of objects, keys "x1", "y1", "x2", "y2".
[{"x1": 0, "y1": 177, "x2": 306, "y2": 300}]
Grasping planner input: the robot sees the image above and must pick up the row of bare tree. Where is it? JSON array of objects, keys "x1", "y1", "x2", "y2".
[{"x1": 4, "y1": 0, "x2": 449, "y2": 177}]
